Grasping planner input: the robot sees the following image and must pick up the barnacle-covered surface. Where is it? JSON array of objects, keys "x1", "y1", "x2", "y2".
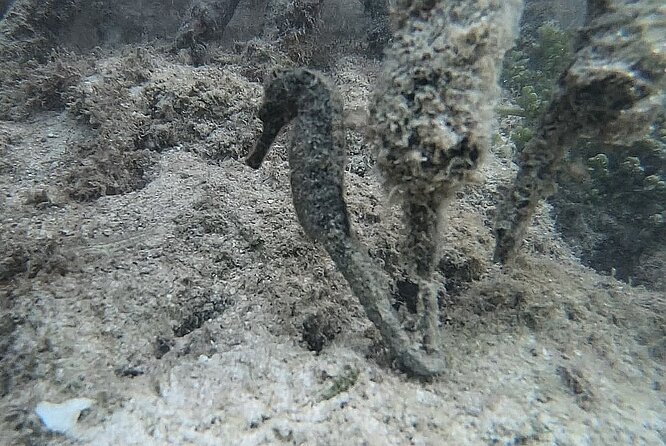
[{"x1": 0, "y1": 1, "x2": 664, "y2": 445}]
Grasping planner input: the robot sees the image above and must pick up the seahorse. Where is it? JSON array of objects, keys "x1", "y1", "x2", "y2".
[
  {"x1": 493, "y1": 0, "x2": 665, "y2": 263},
  {"x1": 246, "y1": 68, "x2": 445, "y2": 377}
]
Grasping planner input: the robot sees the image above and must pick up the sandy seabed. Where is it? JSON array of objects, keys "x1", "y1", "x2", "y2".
[{"x1": 0, "y1": 47, "x2": 664, "y2": 445}]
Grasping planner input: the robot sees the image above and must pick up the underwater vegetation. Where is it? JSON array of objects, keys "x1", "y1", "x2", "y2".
[
  {"x1": 501, "y1": 22, "x2": 575, "y2": 151},
  {"x1": 552, "y1": 115, "x2": 666, "y2": 288}
]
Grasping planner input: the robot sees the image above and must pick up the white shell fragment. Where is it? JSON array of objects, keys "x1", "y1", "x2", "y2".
[{"x1": 35, "y1": 398, "x2": 95, "y2": 434}]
